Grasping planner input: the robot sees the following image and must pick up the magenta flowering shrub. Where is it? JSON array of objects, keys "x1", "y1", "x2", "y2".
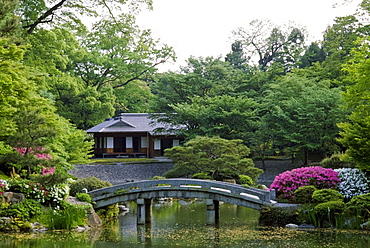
[
  {"x1": 270, "y1": 166, "x2": 340, "y2": 200},
  {"x1": 16, "y1": 147, "x2": 52, "y2": 160},
  {"x1": 41, "y1": 167, "x2": 55, "y2": 175}
]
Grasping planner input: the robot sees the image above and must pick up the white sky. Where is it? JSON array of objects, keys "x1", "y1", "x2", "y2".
[{"x1": 136, "y1": 0, "x2": 362, "y2": 72}]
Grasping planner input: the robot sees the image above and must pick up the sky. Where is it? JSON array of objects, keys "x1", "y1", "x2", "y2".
[{"x1": 136, "y1": 0, "x2": 362, "y2": 72}]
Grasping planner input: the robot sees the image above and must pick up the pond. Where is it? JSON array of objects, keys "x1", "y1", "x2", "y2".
[{"x1": 1, "y1": 200, "x2": 370, "y2": 248}]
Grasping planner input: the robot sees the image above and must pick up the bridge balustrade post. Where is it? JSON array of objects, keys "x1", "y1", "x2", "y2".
[{"x1": 206, "y1": 199, "x2": 220, "y2": 225}]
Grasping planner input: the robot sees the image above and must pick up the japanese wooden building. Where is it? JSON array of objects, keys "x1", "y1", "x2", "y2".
[{"x1": 86, "y1": 113, "x2": 183, "y2": 158}]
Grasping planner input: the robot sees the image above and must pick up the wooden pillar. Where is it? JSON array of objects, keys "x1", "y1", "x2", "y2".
[
  {"x1": 137, "y1": 198, "x2": 152, "y2": 225},
  {"x1": 206, "y1": 199, "x2": 220, "y2": 225}
]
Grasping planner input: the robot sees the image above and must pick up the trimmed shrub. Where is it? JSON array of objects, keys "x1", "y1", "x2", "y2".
[
  {"x1": 238, "y1": 175, "x2": 254, "y2": 187},
  {"x1": 314, "y1": 200, "x2": 346, "y2": 228},
  {"x1": 334, "y1": 168, "x2": 370, "y2": 199},
  {"x1": 293, "y1": 185, "x2": 317, "y2": 204},
  {"x1": 270, "y1": 166, "x2": 340, "y2": 200},
  {"x1": 320, "y1": 153, "x2": 355, "y2": 169},
  {"x1": 345, "y1": 193, "x2": 370, "y2": 220},
  {"x1": 69, "y1": 176, "x2": 112, "y2": 196},
  {"x1": 312, "y1": 189, "x2": 344, "y2": 204}
]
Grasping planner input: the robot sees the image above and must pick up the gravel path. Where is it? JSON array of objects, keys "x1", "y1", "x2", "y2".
[
  {"x1": 69, "y1": 162, "x2": 174, "y2": 185},
  {"x1": 69, "y1": 159, "x2": 301, "y2": 186}
]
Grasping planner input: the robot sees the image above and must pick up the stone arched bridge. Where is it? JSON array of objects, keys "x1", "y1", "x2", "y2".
[{"x1": 88, "y1": 179, "x2": 273, "y2": 225}]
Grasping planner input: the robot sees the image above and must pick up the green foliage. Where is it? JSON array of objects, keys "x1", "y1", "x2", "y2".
[
  {"x1": 166, "y1": 95, "x2": 259, "y2": 142},
  {"x1": 164, "y1": 136, "x2": 263, "y2": 182},
  {"x1": 313, "y1": 201, "x2": 346, "y2": 228},
  {"x1": 191, "y1": 172, "x2": 213, "y2": 180},
  {"x1": 293, "y1": 186, "x2": 317, "y2": 204},
  {"x1": 232, "y1": 19, "x2": 306, "y2": 71},
  {"x1": 75, "y1": 193, "x2": 91, "y2": 203},
  {"x1": 346, "y1": 193, "x2": 370, "y2": 219},
  {"x1": 238, "y1": 175, "x2": 254, "y2": 187},
  {"x1": 41, "y1": 202, "x2": 87, "y2": 230},
  {"x1": 150, "y1": 176, "x2": 166, "y2": 180},
  {"x1": 69, "y1": 176, "x2": 112, "y2": 196},
  {"x1": 320, "y1": 153, "x2": 355, "y2": 169},
  {"x1": 0, "y1": 199, "x2": 42, "y2": 221},
  {"x1": 263, "y1": 73, "x2": 346, "y2": 164},
  {"x1": 312, "y1": 189, "x2": 344, "y2": 204},
  {"x1": 29, "y1": 165, "x2": 71, "y2": 187},
  {"x1": 96, "y1": 204, "x2": 119, "y2": 222},
  {"x1": 339, "y1": 37, "x2": 370, "y2": 172},
  {"x1": 259, "y1": 206, "x2": 300, "y2": 227}
]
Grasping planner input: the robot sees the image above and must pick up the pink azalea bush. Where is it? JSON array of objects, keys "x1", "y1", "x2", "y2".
[
  {"x1": 270, "y1": 166, "x2": 340, "y2": 200},
  {"x1": 16, "y1": 147, "x2": 52, "y2": 160},
  {"x1": 41, "y1": 167, "x2": 55, "y2": 175}
]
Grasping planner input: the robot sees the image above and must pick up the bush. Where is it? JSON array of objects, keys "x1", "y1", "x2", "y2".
[
  {"x1": 334, "y1": 168, "x2": 370, "y2": 199},
  {"x1": 345, "y1": 193, "x2": 370, "y2": 220},
  {"x1": 259, "y1": 206, "x2": 300, "y2": 227},
  {"x1": 313, "y1": 201, "x2": 346, "y2": 228},
  {"x1": 75, "y1": 193, "x2": 92, "y2": 203},
  {"x1": 312, "y1": 189, "x2": 344, "y2": 204},
  {"x1": 192, "y1": 172, "x2": 213, "y2": 180},
  {"x1": 69, "y1": 176, "x2": 112, "y2": 196},
  {"x1": 238, "y1": 175, "x2": 254, "y2": 187},
  {"x1": 2, "y1": 199, "x2": 42, "y2": 221},
  {"x1": 293, "y1": 186, "x2": 317, "y2": 204},
  {"x1": 320, "y1": 153, "x2": 355, "y2": 169},
  {"x1": 29, "y1": 165, "x2": 71, "y2": 186},
  {"x1": 270, "y1": 166, "x2": 340, "y2": 200}
]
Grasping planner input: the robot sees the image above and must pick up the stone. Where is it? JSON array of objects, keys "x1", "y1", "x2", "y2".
[
  {"x1": 118, "y1": 205, "x2": 129, "y2": 212},
  {"x1": 87, "y1": 209, "x2": 103, "y2": 227},
  {"x1": 285, "y1": 223, "x2": 299, "y2": 229},
  {"x1": 360, "y1": 221, "x2": 370, "y2": 230},
  {"x1": 298, "y1": 223, "x2": 315, "y2": 229},
  {"x1": 2, "y1": 192, "x2": 25, "y2": 204}
]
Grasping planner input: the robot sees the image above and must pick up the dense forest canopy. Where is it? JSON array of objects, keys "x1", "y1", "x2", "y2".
[{"x1": 1, "y1": 0, "x2": 370, "y2": 174}]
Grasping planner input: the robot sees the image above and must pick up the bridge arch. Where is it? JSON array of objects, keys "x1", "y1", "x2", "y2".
[{"x1": 88, "y1": 179, "x2": 273, "y2": 225}]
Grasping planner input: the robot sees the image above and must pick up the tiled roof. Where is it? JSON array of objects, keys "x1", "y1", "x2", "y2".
[{"x1": 86, "y1": 113, "x2": 174, "y2": 134}]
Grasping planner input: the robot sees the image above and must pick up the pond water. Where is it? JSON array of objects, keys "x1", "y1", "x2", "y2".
[{"x1": 1, "y1": 200, "x2": 370, "y2": 248}]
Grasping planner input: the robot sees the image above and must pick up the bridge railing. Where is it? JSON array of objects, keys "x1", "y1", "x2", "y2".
[{"x1": 88, "y1": 178, "x2": 271, "y2": 203}]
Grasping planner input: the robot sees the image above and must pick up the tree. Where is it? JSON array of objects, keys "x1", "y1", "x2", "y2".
[
  {"x1": 0, "y1": 0, "x2": 22, "y2": 43},
  {"x1": 113, "y1": 80, "x2": 154, "y2": 115},
  {"x1": 164, "y1": 136, "x2": 263, "y2": 182},
  {"x1": 338, "y1": 37, "x2": 370, "y2": 172},
  {"x1": 232, "y1": 19, "x2": 306, "y2": 71},
  {"x1": 74, "y1": 14, "x2": 175, "y2": 90},
  {"x1": 0, "y1": 38, "x2": 92, "y2": 176},
  {"x1": 225, "y1": 40, "x2": 248, "y2": 70},
  {"x1": 263, "y1": 72, "x2": 346, "y2": 164},
  {"x1": 18, "y1": 0, "x2": 153, "y2": 34},
  {"x1": 299, "y1": 42, "x2": 326, "y2": 68},
  {"x1": 150, "y1": 56, "x2": 241, "y2": 112},
  {"x1": 321, "y1": 15, "x2": 368, "y2": 81},
  {"x1": 159, "y1": 95, "x2": 258, "y2": 143}
]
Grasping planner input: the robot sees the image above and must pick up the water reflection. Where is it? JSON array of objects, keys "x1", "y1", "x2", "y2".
[{"x1": 1, "y1": 200, "x2": 370, "y2": 247}]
